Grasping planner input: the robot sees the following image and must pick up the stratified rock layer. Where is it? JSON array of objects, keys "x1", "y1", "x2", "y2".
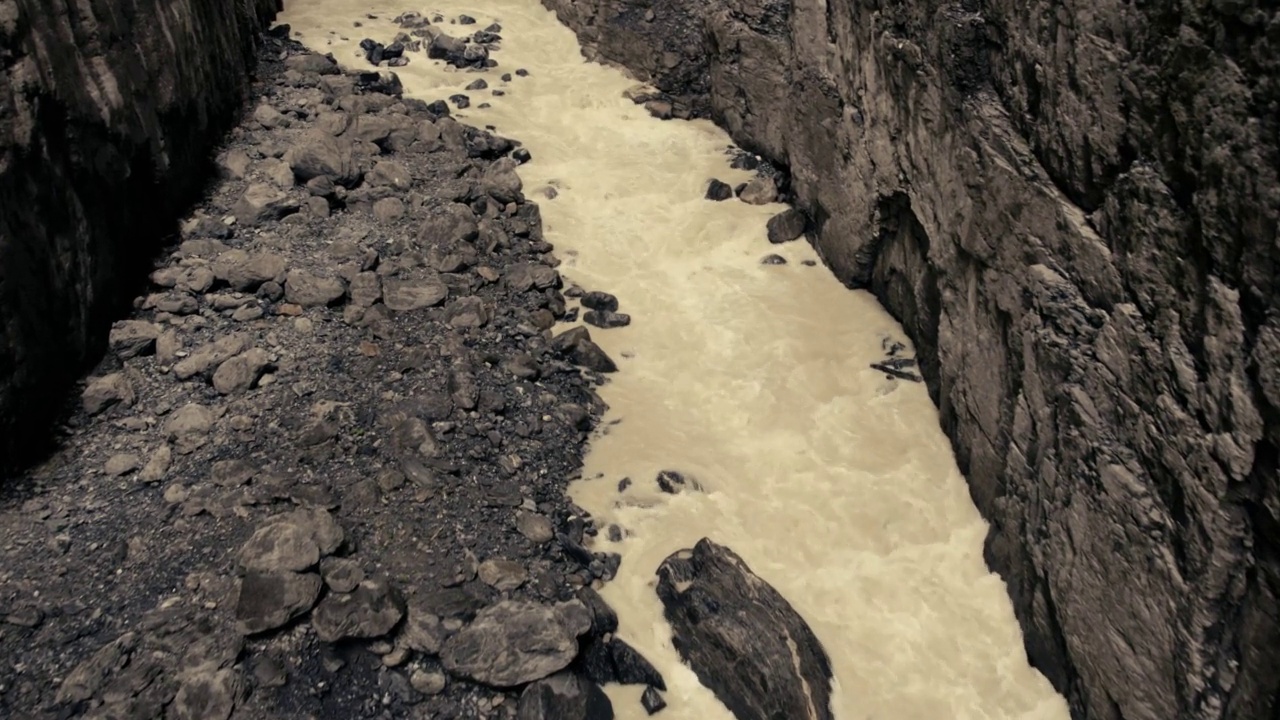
[
  {"x1": 539, "y1": 1, "x2": 1280, "y2": 719},
  {"x1": 0, "y1": 0, "x2": 280, "y2": 471}
]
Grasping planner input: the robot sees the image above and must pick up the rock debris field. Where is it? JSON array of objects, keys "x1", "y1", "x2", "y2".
[
  {"x1": 0, "y1": 10, "x2": 871, "y2": 720},
  {"x1": 0, "y1": 23, "x2": 665, "y2": 720}
]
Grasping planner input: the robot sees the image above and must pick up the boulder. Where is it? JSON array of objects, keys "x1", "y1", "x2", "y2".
[
  {"x1": 655, "y1": 539, "x2": 833, "y2": 720},
  {"x1": 441, "y1": 600, "x2": 592, "y2": 687}
]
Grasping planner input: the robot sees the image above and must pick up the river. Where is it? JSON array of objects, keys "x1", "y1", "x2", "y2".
[{"x1": 276, "y1": 2, "x2": 1071, "y2": 719}]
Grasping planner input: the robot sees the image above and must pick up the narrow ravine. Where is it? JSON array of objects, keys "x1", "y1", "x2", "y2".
[{"x1": 280, "y1": 3, "x2": 1072, "y2": 719}]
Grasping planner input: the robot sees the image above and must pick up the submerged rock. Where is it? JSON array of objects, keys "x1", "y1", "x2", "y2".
[{"x1": 655, "y1": 539, "x2": 833, "y2": 720}]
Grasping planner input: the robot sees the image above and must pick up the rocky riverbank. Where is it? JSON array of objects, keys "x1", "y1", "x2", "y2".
[{"x1": 0, "y1": 29, "x2": 661, "y2": 720}]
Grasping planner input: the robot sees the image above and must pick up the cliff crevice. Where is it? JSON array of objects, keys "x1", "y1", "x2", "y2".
[{"x1": 0, "y1": 0, "x2": 280, "y2": 472}]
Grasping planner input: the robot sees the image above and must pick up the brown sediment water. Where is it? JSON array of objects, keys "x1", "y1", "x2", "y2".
[{"x1": 279, "y1": 2, "x2": 1072, "y2": 718}]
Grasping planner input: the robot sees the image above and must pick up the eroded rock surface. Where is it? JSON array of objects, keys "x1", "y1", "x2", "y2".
[
  {"x1": 655, "y1": 539, "x2": 832, "y2": 720},
  {"x1": 541, "y1": 1, "x2": 1280, "y2": 718}
]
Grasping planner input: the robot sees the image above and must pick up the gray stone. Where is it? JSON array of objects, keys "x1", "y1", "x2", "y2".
[
  {"x1": 366, "y1": 159, "x2": 412, "y2": 190},
  {"x1": 212, "y1": 348, "x2": 271, "y2": 394},
  {"x1": 320, "y1": 557, "x2": 364, "y2": 593},
  {"x1": 212, "y1": 250, "x2": 287, "y2": 291},
  {"x1": 440, "y1": 600, "x2": 592, "y2": 687},
  {"x1": 238, "y1": 521, "x2": 319, "y2": 573},
  {"x1": 410, "y1": 669, "x2": 447, "y2": 695},
  {"x1": 82, "y1": 373, "x2": 136, "y2": 415},
  {"x1": 108, "y1": 320, "x2": 160, "y2": 358},
  {"x1": 400, "y1": 605, "x2": 447, "y2": 654},
  {"x1": 765, "y1": 208, "x2": 806, "y2": 244},
  {"x1": 234, "y1": 571, "x2": 322, "y2": 635},
  {"x1": 515, "y1": 511, "x2": 555, "y2": 544},
  {"x1": 54, "y1": 632, "x2": 138, "y2": 704},
  {"x1": 417, "y1": 203, "x2": 479, "y2": 246},
  {"x1": 480, "y1": 158, "x2": 523, "y2": 203},
  {"x1": 312, "y1": 578, "x2": 406, "y2": 643},
  {"x1": 173, "y1": 333, "x2": 251, "y2": 380},
  {"x1": 284, "y1": 269, "x2": 346, "y2": 307},
  {"x1": 517, "y1": 672, "x2": 614, "y2": 720},
  {"x1": 170, "y1": 667, "x2": 243, "y2": 720},
  {"x1": 383, "y1": 276, "x2": 449, "y2": 311},
  {"x1": 104, "y1": 453, "x2": 141, "y2": 476},
  {"x1": 286, "y1": 131, "x2": 361, "y2": 186},
  {"x1": 737, "y1": 175, "x2": 777, "y2": 205},
  {"x1": 478, "y1": 558, "x2": 529, "y2": 592},
  {"x1": 232, "y1": 183, "x2": 298, "y2": 226}
]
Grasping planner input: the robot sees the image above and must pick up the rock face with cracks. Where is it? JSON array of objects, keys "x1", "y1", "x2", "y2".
[
  {"x1": 0, "y1": 0, "x2": 282, "y2": 472},
  {"x1": 541, "y1": 1, "x2": 1280, "y2": 718}
]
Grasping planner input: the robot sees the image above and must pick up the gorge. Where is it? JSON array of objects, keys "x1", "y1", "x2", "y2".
[{"x1": 0, "y1": 1, "x2": 1276, "y2": 720}]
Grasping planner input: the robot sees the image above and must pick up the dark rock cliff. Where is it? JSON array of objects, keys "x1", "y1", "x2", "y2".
[
  {"x1": 0, "y1": 0, "x2": 280, "y2": 472},
  {"x1": 538, "y1": 1, "x2": 1280, "y2": 719}
]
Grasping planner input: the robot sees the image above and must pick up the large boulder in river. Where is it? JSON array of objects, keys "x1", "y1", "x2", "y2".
[{"x1": 655, "y1": 539, "x2": 833, "y2": 720}]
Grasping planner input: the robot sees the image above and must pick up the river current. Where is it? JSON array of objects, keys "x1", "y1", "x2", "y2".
[{"x1": 277, "y1": 3, "x2": 1071, "y2": 718}]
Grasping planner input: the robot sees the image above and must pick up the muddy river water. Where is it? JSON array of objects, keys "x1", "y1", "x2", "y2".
[{"x1": 277, "y1": 2, "x2": 1071, "y2": 718}]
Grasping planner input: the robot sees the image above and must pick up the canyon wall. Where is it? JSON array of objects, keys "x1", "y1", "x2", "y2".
[
  {"x1": 537, "y1": 1, "x2": 1280, "y2": 719},
  {"x1": 0, "y1": 0, "x2": 280, "y2": 472}
]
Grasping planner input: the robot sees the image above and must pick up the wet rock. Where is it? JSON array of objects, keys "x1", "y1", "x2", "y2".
[
  {"x1": 760, "y1": 254, "x2": 787, "y2": 265},
  {"x1": 450, "y1": 94, "x2": 470, "y2": 109},
  {"x1": 580, "y1": 291, "x2": 618, "y2": 312},
  {"x1": 517, "y1": 671, "x2": 614, "y2": 720},
  {"x1": 641, "y1": 686, "x2": 667, "y2": 715},
  {"x1": 108, "y1": 320, "x2": 160, "y2": 358},
  {"x1": 766, "y1": 208, "x2": 807, "y2": 244},
  {"x1": 584, "y1": 310, "x2": 630, "y2": 329},
  {"x1": 234, "y1": 571, "x2": 322, "y2": 635},
  {"x1": 312, "y1": 578, "x2": 407, "y2": 642},
  {"x1": 656, "y1": 539, "x2": 833, "y2": 720},
  {"x1": 441, "y1": 600, "x2": 592, "y2": 686},
  {"x1": 284, "y1": 269, "x2": 346, "y2": 307},
  {"x1": 656, "y1": 470, "x2": 701, "y2": 494},
  {"x1": 738, "y1": 175, "x2": 778, "y2": 205},
  {"x1": 551, "y1": 327, "x2": 617, "y2": 373},
  {"x1": 705, "y1": 179, "x2": 733, "y2": 201}
]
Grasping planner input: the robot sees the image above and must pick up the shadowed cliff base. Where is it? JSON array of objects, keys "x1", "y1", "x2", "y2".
[
  {"x1": 0, "y1": 0, "x2": 283, "y2": 476},
  {"x1": 535, "y1": 0, "x2": 1280, "y2": 718}
]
